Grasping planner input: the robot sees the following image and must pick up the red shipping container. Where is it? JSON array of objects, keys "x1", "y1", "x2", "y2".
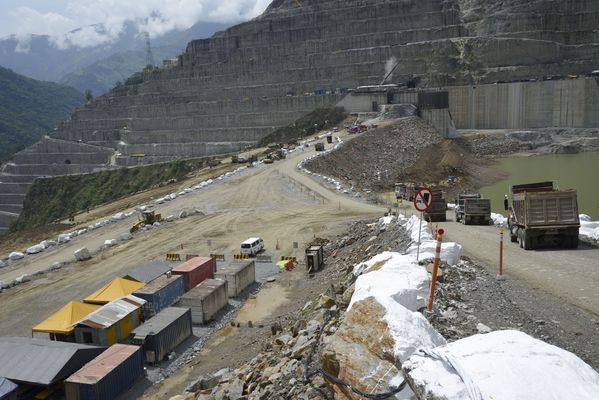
[{"x1": 171, "y1": 256, "x2": 215, "y2": 291}]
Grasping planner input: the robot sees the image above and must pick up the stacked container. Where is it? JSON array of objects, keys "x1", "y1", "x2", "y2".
[
  {"x1": 171, "y1": 256, "x2": 216, "y2": 291},
  {"x1": 130, "y1": 307, "x2": 192, "y2": 364},
  {"x1": 214, "y1": 260, "x2": 255, "y2": 297},
  {"x1": 133, "y1": 274, "x2": 184, "y2": 318},
  {"x1": 64, "y1": 344, "x2": 144, "y2": 400},
  {"x1": 178, "y1": 279, "x2": 228, "y2": 324}
]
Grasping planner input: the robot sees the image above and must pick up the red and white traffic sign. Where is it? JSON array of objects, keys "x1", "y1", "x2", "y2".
[{"x1": 413, "y1": 187, "x2": 433, "y2": 212}]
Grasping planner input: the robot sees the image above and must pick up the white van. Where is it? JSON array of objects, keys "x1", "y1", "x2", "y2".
[{"x1": 240, "y1": 237, "x2": 264, "y2": 256}]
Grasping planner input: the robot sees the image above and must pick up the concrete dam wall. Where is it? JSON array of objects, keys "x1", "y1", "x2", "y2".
[{"x1": 447, "y1": 78, "x2": 599, "y2": 129}]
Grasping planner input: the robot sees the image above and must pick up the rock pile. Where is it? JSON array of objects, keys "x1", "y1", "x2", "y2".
[{"x1": 304, "y1": 117, "x2": 443, "y2": 191}]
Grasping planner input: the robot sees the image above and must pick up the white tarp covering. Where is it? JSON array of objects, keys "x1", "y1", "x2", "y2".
[
  {"x1": 400, "y1": 215, "x2": 463, "y2": 265},
  {"x1": 403, "y1": 330, "x2": 599, "y2": 400},
  {"x1": 579, "y1": 214, "x2": 599, "y2": 240},
  {"x1": 351, "y1": 251, "x2": 430, "y2": 312},
  {"x1": 491, "y1": 212, "x2": 507, "y2": 226},
  {"x1": 111, "y1": 212, "x2": 126, "y2": 221}
]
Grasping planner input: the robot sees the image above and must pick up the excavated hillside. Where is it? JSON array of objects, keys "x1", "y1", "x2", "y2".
[
  {"x1": 304, "y1": 117, "x2": 505, "y2": 196},
  {"x1": 2, "y1": 0, "x2": 599, "y2": 232}
]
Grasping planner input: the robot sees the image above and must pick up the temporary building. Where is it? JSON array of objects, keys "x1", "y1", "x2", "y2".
[
  {"x1": 171, "y1": 256, "x2": 215, "y2": 291},
  {"x1": 131, "y1": 307, "x2": 192, "y2": 364},
  {"x1": 83, "y1": 278, "x2": 145, "y2": 305},
  {"x1": 72, "y1": 295, "x2": 145, "y2": 346},
  {"x1": 133, "y1": 274, "x2": 184, "y2": 318},
  {"x1": 178, "y1": 279, "x2": 228, "y2": 324},
  {"x1": 65, "y1": 344, "x2": 144, "y2": 400},
  {"x1": 123, "y1": 261, "x2": 172, "y2": 283},
  {"x1": 32, "y1": 301, "x2": 101, "y2": 341},
  {"x1": 214, "y1": 260, "x2": 256, "y2": 297},
  {"x1": 0, "y1": 337, "x2": 104, "y2": 386},
  {"x1": 0, "y1": 377, "x2": 17, "y2": 400}
]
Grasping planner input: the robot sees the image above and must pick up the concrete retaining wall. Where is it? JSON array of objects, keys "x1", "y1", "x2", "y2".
[{"x1": 447, "y1": 78, "x2": 599, "y2": 129}]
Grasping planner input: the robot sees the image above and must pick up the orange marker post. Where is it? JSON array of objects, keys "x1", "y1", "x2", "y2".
[
  {"x1": 427, "y1": 228, "x2": 444, "y2": 312},
  {"x1": 499, "y1": 227, "x2": 504, "y2": 276}
]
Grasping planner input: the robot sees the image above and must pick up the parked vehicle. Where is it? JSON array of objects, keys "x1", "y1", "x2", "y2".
[
  {"x1": 240, "y1": 237, "x2": 264, "y2": 256},
  {"x1": 507, "y1": 181, "x2": 580, "y2": 250},
  {"x1": 455, "y1": 193, "x2": 491, "y2": 225},
  {"x1": 423, "y1": 188, "x2": 447, "y2": 222},
  {"x1": 394, "y1": 183, "x2": 407, "y2": 200}
]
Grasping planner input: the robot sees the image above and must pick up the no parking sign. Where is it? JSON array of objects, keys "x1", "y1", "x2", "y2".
[{"x1": 413, "y1": 187, "x2": 433, "y2": 212}]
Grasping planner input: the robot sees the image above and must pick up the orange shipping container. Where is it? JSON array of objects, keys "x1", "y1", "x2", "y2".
[{"x1": 171, "y1": 256, "x2": 216, "y2": 291}]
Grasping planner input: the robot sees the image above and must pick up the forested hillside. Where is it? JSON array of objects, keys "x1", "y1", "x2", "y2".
[{"x1": 0, "y1": 66, "x2": 84, "y2": 161}]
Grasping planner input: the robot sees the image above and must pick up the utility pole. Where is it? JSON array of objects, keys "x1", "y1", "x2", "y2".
[{"x1": 144, "y1": 31, "x2": 155, "y2": 68}]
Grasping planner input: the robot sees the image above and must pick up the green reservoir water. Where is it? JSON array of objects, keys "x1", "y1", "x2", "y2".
[{"x1": 480, "y1": 152, "x2": 599, "y2": 220}]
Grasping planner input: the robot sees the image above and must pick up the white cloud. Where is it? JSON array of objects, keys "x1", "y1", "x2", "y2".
[{"x1": 4, "y1": 0, "x2": 271, "y2": 50}]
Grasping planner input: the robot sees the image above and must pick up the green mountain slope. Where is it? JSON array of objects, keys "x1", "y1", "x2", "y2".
[{"x1": 0, "y1": 66, "x2": 84, "y2": 162}]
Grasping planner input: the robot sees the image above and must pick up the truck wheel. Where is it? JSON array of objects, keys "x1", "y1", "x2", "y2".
[
  {"x1": 523, "y1": 230, "x2": 533, "y2": 250},
  {"x1": 510, "y1": 233, "x2": 518, "y2": 243},
  {"x1": 565, "y1": 235, "x2": 579, "y2": 249}
]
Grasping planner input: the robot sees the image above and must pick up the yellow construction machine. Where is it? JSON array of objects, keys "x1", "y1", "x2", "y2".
[{"x1": 130, "y1": 211, "x2": 162, "y2": 233}]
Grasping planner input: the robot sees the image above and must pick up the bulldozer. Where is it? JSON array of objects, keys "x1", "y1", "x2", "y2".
[{"x1": 130, "y1": 210, "x2": 162, "y2": 233}]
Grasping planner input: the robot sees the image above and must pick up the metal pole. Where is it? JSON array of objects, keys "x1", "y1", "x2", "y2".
[
  {"x1": 427, "y1": 229, "x2": 444, "y2": 312},
  {"x1": 499, "y1": 227, "x2": 504, "y2": 276},
  {"x1": 416, "y1": 212, "x2": 423, "y2": 261}
]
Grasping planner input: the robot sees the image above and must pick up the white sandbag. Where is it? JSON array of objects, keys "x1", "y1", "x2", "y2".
[
  {"x1": 165, "y1": 215, "x2": 175, "y2": 222},
  {"x1": 406, "y1": 240, "x2": 463, "y2": 266},
  {"x1": 178, "y1": 210, "x2": 188, "y2": 219},
  {"x1": 77, "y1": 229, "x2": 87, "y2": 236},
  {"x1": 155, "y1": 198, "x2": 165, "y2": 205},
  {"x1": 57, "y1": 233, "x2": 71, "y2": 243},
  {"x1": 26, "y1": 244, "x2": 44, "y2": 254},
  {"x1": 15, "y1": 274, "x2": 31, "y2": 284},
  {"x1": 403, "y1": 330, "x2": 599, "y2": 400},
  {"x1": 0, "y1": 260, "x2": 7, "y2": 268},
  {"x1": 111, "y1": 212, "x2": 126, "y2": 221},
  {"x1": 9, "y1": 251, "x2": 24, "y2": 261},
  {"x1": 178, "y1": 191, "x2": 186, "y2": 196},
  {"x1": 169, "y1": 193, "x2": 177, "y2": 200},
  {"x1": 153, "y1": 222, "x2": 161, "y2": 227},
  {"x1": 104, "y1": 239, "x2": 118, "y2": 247},
  {"x1": 74, "y1": 247, "x2": 91, "y2": 261},
  {"x1": 0, "y1": 280, "x2": 9, "y2": 288}
]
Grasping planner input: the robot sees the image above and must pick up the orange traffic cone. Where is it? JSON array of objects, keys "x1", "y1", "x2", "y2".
[{"x1": 276, "y1": 239, "x2": 280, "y2": 250}]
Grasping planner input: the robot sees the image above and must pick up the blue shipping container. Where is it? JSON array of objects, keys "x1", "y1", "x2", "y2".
[
  {"x1": 133, "y1": 274, "x2": 184, "y2": 318},
  {"x1": 131, "y1": 307, "x2": 192, "y2": 364},
  {"x1": 65, "y1": 345, "x2": 144, "y2": 400}
]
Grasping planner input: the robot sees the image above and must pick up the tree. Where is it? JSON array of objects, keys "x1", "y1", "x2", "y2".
[{"x1": 84, "y1": 89, "x2": 93, "y2": 102}]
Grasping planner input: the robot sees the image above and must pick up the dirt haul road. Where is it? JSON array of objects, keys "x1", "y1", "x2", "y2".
[
  {"x1": 0, "y1": 142, "x2": 386, "y2": 337},
  {"x1": 436, "y1": 214, "x2": 599, "y2": 317}
]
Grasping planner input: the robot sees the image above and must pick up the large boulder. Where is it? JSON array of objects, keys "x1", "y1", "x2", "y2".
[
  {"x1": 321, "y1": 296, "x2": 445, "y2": 399},
  {"x1": 74, "y1": 247, "x2": 91, "y2": 261}
]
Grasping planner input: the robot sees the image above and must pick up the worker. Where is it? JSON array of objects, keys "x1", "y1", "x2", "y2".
[{"x1": 504, "y1": 194, "x2": 509, "y2": 211}]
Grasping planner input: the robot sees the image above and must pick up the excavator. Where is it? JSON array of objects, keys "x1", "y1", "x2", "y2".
[{"x1": 130, "y1": 211, "x2": 162, "y2": 233}]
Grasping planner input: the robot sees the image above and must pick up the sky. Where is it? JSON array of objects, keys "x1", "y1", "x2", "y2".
[{"x1": 0, "y1": 0, "x2": 272, "y2": 49}]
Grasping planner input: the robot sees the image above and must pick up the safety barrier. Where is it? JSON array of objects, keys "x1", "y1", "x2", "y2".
[
  {"x1": 280, "y1": 256, "x2": 297, "y2": 263},
  {"x1": 233, "y1": 254, "x2": 250, "y2": 260},
  {"x1": 255, "y1": 255, "x2": 273, "y2": 263},
  {"x1": 210, "y1": 253, "x2": 225, "y2": 261},
  {"x1": 165, "y1": 253, "x2": 181, "y2": 261}
]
